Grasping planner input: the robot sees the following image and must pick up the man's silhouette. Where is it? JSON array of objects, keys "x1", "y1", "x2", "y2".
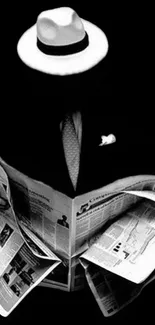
[{"x1": 57, "y1": 215, "x2": 69, "y2": 228}]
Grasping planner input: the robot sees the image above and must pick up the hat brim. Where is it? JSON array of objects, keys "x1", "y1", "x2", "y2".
[{"x1": 17, "y1": 19, "x2": 108, "y2": 76}]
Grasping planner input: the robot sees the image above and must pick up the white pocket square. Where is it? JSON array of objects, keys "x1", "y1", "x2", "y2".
[{"x1": 99, "y1": 134, "x2": 116, "y2": 146}]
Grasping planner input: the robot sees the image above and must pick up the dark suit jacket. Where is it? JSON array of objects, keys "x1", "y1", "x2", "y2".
[{"x1": 2, "y1": 88, "x2": 155, "y2": 197}]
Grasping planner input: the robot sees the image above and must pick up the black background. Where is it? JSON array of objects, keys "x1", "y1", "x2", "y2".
[
  {"x1": 1, "y1": 1, "x2": 154, "y2": 324},
  {"x1": 3, "y1": 1, "x2": 154, "y2": 128}
]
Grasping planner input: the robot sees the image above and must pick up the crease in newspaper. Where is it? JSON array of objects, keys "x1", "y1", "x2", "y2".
[{"x1": 123, "y1": 190, "x2": 155, "y2": 201}]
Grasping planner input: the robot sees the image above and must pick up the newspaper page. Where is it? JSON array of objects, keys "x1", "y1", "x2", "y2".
[
  {"x1": 0, "y1": 158, "x2": 72, "y2": 259},
  {"x1": 0, "y1": 239, "x2": 60, "y2": 317},
  {"x1": 0, "y1": 165, "x2": 10, "y2": 201},
  {"x1": 0, "y1": 164, "x2": 63, "y2": 316},
  {"x1": 69, "y1": 176, "x2": 155, "y2": 290},
  {"x1": 0, "y1": 163, "x2": 62, "y2": 260},
  {"x1": 69, "y1": 254, "x2": 87, "y2": 291},
  {"x1": 72, "y1": 175, "x2": 155, "y2": 257},
  {"x1": 81, "y1": 198, "x2": 155, "y2": 283},
  {"x1": 40, "y1": 258, "x2": 70, "y2": 291},
  {"x1": 81, "y1": 260, "x2": 155, "y2": 317},
  {"x1": 71, "y1": 176, "x2": 155, "y2": 254},
  {"x1": 0, "y1": 208, "x2": 61, "y2": 317},
  {"x1": 0, "y1": 158, "x2": 72, "y2": 291}
]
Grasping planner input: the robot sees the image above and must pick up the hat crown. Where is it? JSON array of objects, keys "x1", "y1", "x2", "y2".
[{"x1": 37, "y1": 7, "x2": 85, "y2": 46}]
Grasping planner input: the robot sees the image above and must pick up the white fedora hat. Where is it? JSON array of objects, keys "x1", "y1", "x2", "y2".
[{"x1": 17, "y1": 7, "x2": 109, "y2": 76}]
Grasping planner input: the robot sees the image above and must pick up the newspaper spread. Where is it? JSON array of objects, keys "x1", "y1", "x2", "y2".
[{"x1": 0, "y1": 157, "x2": 155, "y2": 317}]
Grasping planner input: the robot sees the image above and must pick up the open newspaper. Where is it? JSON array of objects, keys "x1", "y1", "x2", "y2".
[{"x1": 0, "y1": 157, "x2": 155, "y2": 317}]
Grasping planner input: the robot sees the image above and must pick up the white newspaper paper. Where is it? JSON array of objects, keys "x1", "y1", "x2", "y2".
[
  {"x1": 0, "y1": 157, "x2": 155, "y2": 316},
  {"x1": 0, "y1": 165, "x2": 61, "y2": 316},
  {"x1": 81, "y1": 260, "x2": 155, "y2": 317},
  {"x1": 81, "y1": 199, "x2": 155, "y2": 283}
]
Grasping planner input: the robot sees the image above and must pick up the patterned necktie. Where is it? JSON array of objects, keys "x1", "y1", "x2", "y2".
[{"x1": 61, "y1": 113, "x2": 81, "y2": 190}]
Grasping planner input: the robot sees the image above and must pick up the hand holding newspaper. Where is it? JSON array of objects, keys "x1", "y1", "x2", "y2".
[{"x1": 0, "y1": 157, "x2": 155, "y2": 317}]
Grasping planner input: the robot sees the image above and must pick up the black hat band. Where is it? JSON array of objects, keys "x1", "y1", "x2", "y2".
[{"x1": 37, "y1": 32, "x2": 89, "y2": 56}]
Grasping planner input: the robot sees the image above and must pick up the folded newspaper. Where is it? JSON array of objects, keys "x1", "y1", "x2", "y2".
[{"x1": 0, "y1": 157, "x2": 155, "y2": 317}]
